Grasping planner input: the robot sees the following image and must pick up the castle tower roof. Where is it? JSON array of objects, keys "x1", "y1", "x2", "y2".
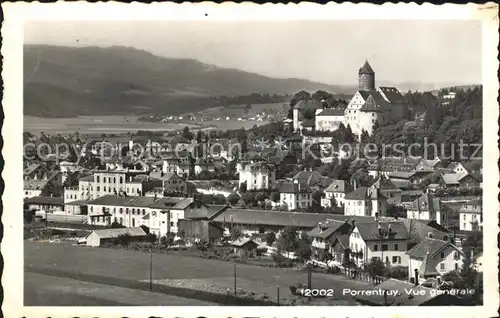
[{"x1": 359, "y1": 60, "x2": 374, "y2": 75}]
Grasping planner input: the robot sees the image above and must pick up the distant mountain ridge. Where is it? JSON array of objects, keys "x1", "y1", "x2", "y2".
[
  {"x1": 24, "y1": 45, "x2": 354, "y2": 117},
  {"x1": 23, "y1": 44, "x2": 476, "y2": 117}
]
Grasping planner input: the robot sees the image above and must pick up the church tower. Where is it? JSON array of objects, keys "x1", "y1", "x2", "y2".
[{"x1": 358, "y1": 60, "x2": 375, "y2": 91}]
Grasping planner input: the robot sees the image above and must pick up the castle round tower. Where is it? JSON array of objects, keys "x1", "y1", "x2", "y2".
[{"x1": 358, "y1": 60, "x2": 375, "y2": 91}]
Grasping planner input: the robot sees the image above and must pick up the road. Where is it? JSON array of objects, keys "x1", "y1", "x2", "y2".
[{"x1": 25, "y1": 241, "x2": 370, "y2": 306}]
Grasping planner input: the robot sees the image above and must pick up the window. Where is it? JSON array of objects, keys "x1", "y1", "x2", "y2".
[
  {"x1": 392, "y1": 256, "x2": 398, "y2": 263},
  {"x1": 454, "y1": 252, "x2": 460, "y2": 260},
  {"x1": 394, "y1": 244, "x2": 399, "y2": 251},
  {"x1": 96, "y1": 176, "x2": 100, "y2": 182},
  {"x1": 104, "y1": 186, "x2": 107, "y2": 192},
  {"x1": 97, "y1": 186, "x2": 100, "y2": 191},
  {"x1": 440, "y1": 263, "x2": 445, "y2": 271},
  {"x1": 126, "y1": 208, "x2": 129, "y2": 214},
  {"x1": 373, "y1": 244, "x2": 378, "y2": 251},
  {"x1": 119, "y1": 208, "x2": 123, "y2": 214},
  {"x1": 170, "y1": 221, "x2": 174, "y2": 226},
  {"x1": 454, "y1": 263, "x2": 459, "y2": 270},
  {"x1": 440, "y1": 252, "x2": 445, "y2": 259},
  {"x1": 142, "y1": 209, "x2": 146, "y2": 215},
  {"x1": 382, "y1": 244, "x2": 388, "y2": 251},
  {"x1": 90, "y1": 206, "x2": 93, "y2": 212},
  {"x1": 119, "y1": 177, "x2": 123, "y2": 183},
  {"x1": 132, "y1": 208, "x2": 136, "y2": 215},
  {"x1": 103, "y1": 177, "x2": 107, "y2": 183}
]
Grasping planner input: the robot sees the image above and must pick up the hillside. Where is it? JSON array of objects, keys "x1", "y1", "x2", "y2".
[{"x1": 24, "y1": 45, "x2": 353, "y2": 117}]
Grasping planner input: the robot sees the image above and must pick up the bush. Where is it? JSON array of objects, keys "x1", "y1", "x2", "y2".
[
  {"x1": 327, "y1": 265, "x2": 341, "y2": 274},
  {"x1": 386, "y1": 266, "x2": 408, "y2": 280}
]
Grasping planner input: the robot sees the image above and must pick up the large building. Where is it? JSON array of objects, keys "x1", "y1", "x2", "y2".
[
  {"x1": 292, "y1": 61, "x2": 410, "y2": 137},
  {"x1": 237, "y1": 156, "x2": 276, "y2": 191}
]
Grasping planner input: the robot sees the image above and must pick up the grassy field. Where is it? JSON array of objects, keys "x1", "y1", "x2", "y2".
[
  {"x1": 25, "y1": 241, "x2": 367, "y2": 306},
  {"x1": 191, "y1": 102, "x2": 288, "y2": 118},
  {"x1": 23, "y1": 115, "x2": 201, "y2": 134}
]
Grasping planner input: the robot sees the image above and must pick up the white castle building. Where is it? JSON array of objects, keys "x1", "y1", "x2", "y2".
[{"x1": 293, "y1": 61, "x2": 410, "y2": 137}]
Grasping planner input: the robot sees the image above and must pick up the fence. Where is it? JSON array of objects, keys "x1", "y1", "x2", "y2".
[{"x1": 340, "y1": 266, "x2": 386, "y2": 285}]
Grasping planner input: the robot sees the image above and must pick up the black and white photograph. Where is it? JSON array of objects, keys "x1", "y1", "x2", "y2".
[{"x1": 2, "y1": 2, "x2": 499, "y2": 318}]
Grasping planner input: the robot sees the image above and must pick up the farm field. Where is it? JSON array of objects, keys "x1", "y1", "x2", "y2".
[
  {"x1": 24, "y1": 115, "x2": 202, "y2": 134},
  {"x1": 24, "y1": 115, "x2": 270, "y2": 134},
  {"x1": 25, "y1": 241, "x2": 367, "y2": 306},
  {"x1": 190, "y1": 102, "x2": 288, "y2": 118}
]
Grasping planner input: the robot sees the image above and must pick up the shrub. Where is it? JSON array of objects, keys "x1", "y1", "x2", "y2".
[
  {"x1": 386, "y1": 266, "x2": 408, "y2": 280},
  {"x1": 327, "y1": 265, "x2": 341, "y2": 274}
]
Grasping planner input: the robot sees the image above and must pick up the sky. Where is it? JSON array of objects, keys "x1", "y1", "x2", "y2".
[{"x1": 24, "y1": 20, "x2": 482, "y2": 85}]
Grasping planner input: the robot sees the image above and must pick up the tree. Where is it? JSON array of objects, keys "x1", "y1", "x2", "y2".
[
  {"x1": 265, "y1": 232, "x2": 276, "y2": 246},
  {"x1": 239, "y1": 182, "x2": 247, "y2": 193},
  {"x1": 109, "y1": 222, "x2": 125, "y2": 228},
  {"x1": 227, "y1": 193, "x2": 240, "y2": 205},
  {"x1": 196, "y1": 239, "x2": 210, "y2": 255},
  {"x1": 241, "y1": 192, "x2": 257, "y2": 206},
  {"x1": 182, "y1": 126, "x2": 194, "y2": 141},
  {"x1": 366, "y1": 257, "x2": 386, "y2": 277},
  {"x1": 295, "y1": 235, "x2": 312, "y2": 261},
  {"x1": 277, "y1": 226, "x2": 300, "y2": 257},
  {"x1": 230, "y1": 226, "x2": 243, "y2": 241},
  {"x1": 160, "y1": 233, "x2": 175, "y2": 246}
]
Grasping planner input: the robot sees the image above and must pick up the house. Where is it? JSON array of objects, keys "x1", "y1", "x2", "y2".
[
  {"x1": 278, "y1": 180, "x2": 313, "y2": 210},
  {"x1": 368, "y1": 156, "x2": 422, "y2": 178},
  {"x1": 406, "y1": 193, "x2": 449, "y2": 226},
  {"x1": 458, "y1": 199, "x2": 483, "y2": 231},
  {"x1": 24, "y1": 196, "x2": 65, "y2": 214},
  {"x1": 292, "y1": 170, "x2": 333, "y2": 191},
  {"x1": 344, "y1": 187, "x2": 388, "y2": 217},
  {"x1": 64, "y1": 200, "x2": 88, "y2": 215},
  {"x1": 354, "y1": 278, "x2": 464, "y2": 306},
  {"x1": 85, "y1": 227, "x2": 147, "y2": 247},
  {"x1": 308, "y1": 219, "x2": 354, "y2": 264},
  {"x1": 315, "y1": 108, "x2": 345, "y2": 132},
  {"x1": 292, "y1": 99, "x2": 323, "y2": 132},
  {"x1": 178, "y1": 205, "x2": 227, "y2": 241},
  {"x1": 158, "y1": 172, "x2": 187, "y2": 194},
  {"x1": 23, "y1": 170, "x2": 61, "y2": 199},
  {"x1": 321, "y1": 180, "x2": 353, "y2": 208},
  {"x1": 407, "y1": 237, "x2": 464, "y2": 284},
  {"x1": 447, "y1": 162, "x2": 468, "y2": 175},
  {"x1": 23, "y1": 163, "x2": 49, "y2": 180},
  {"x1": 237, "y1": 157, "x2": 276, "y2": 191},
  {"x1": 439, "y1": 172, "x2": 479, "y2": 189},
  {"x1": 86, "y1": 195, "x2": 207, "y2": 237},
  {"x1": 415, "y1": 157, "x2": 442, "y2": 171},
  {"x1": 400, "y1": 190, "x2": 425, "y2": 207},
  {"x1": 231, "y1": 238, "x2": 259, "y2": 258},
  {"x1": 194, "y1": 158, "x2": 216, "y2": 175},
  {"x1": 370, "y1": 177, "x2": 402, "y2": 205},
  {"x1": 349, "y1": 221, "x2": 410, "y2": 267}
]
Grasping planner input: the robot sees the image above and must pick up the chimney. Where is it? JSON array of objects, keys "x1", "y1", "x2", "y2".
[
  {"x1": 414, "y1": 269, "x2": 419, "y2": 286},
  {"x1": 129, "y1": 176, "x2": 132, "y2": 182},
  {"x1": 378, "y1": 222, "x2": 382, "y2": 236},
  {"x1": 293, "y1": 179, "x2": 299, "y2": 184},
  {"x1": 388, "y1": 224, "x2": 392, "y2": 235},
  {"x1": 319, "y1": 222, "x2": 323, "y2": 232},
  {"x1": 427, "y1": 232, "x2": 433, "y2": 239}
]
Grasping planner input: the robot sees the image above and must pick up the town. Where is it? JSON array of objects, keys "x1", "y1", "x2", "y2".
[{"x1": 24, "y1": 61, "x2": 483, "y2": 306}]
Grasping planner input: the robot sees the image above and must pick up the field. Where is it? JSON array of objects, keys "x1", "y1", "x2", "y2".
[
  {"x1": 24, "y1": 115, "x2": 270, "y2": 134},
  {"x1": 25, "y1": 241, "x2": 368, "y2": 306},
  {"x1": 191, "y1": 102, "x2": 288, "y2": 118}
]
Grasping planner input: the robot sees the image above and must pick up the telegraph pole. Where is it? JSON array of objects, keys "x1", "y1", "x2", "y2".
[
  {"x1": 233, "y1": 262, "x2": 237, "y2": 296},
  {"x1": 307, "y1": 264, "x2": 312, "y2": 301},
  {"x1": 277, "y1": 286, "x2": 280, "y2": 306},
  {"x1": 149, "y1": 248, "x2": 153, "y2": 291}
]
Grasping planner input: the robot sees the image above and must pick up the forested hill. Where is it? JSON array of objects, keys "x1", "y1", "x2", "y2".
[{"x1": 24, "y1": 45, "x2": 352, "y2": 117}]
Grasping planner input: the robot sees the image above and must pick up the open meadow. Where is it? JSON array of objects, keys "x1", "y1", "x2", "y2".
[{"x1": 25, "y1": 241, "x2": 367, "y2": 306}]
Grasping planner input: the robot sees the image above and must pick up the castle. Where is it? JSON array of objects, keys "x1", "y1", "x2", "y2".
[{"x1": 293, "y1": 61, "x2": 410, "y2": 137}]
